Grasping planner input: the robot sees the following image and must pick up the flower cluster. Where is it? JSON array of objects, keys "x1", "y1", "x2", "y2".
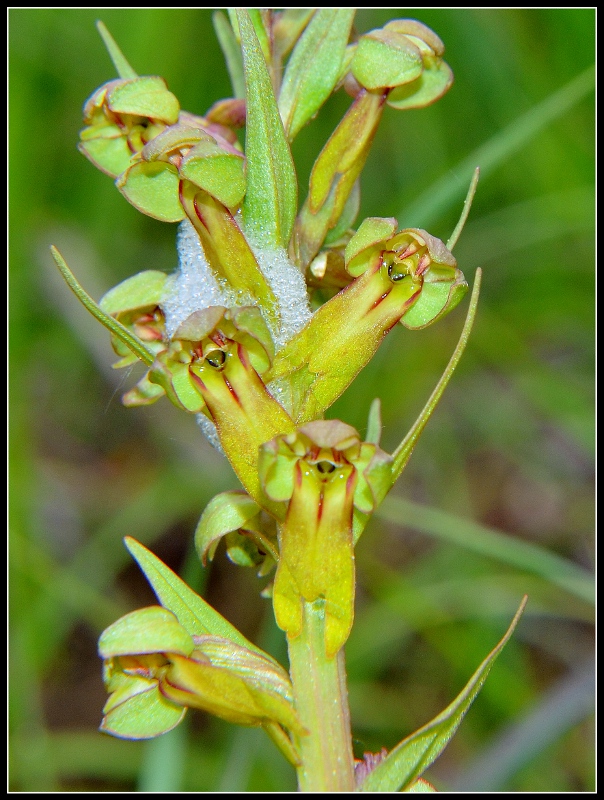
[{"x1": 52, "y1": 12, "x2": 507, "y2": 784}]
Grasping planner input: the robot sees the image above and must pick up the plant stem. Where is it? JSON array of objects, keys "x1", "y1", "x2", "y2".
[{"x1": 287, "y1": 599, "x2": 356, "y2": 791}]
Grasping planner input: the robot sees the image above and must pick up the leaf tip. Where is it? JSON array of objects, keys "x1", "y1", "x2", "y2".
[{"x1": 95, "y1": 20, "x2": 138, "y2": 80}]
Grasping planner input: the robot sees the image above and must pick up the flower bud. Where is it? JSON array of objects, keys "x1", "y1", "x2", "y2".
[
  {"x1": 194, "y1": 489, "x2": 278, "y2": 575},
  {"x1": 145, "y1": 306, "x2": 294, "y2": 502}
]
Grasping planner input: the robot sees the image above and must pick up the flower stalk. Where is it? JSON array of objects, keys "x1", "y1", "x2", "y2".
[{"x1": 287, "y1": 600, "x2": 356, "y2": 791}]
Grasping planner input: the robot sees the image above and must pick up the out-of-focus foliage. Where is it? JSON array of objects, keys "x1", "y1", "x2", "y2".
[{"x1": 9, "y1": 8, "x2": 593, "y2": 792}]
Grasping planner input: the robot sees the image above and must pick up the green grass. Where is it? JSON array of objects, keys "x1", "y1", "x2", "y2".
[{"x1": 9, "y1": 8, "x2": 594, "y2": 792}]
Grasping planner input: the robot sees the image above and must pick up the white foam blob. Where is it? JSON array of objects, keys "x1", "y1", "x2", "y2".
[{"x1": 161, "y1": 218, "x2": 314, "y2": 451}]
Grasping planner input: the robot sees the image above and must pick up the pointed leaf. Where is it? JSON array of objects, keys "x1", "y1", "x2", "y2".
[
  {"x1": 446, "y1": 166, "x2": 481, "y2": 251},
  {"x1": 238, "y1": 9, "x2": 297, "y2": 247},
  {"x1": 279, "y1": 9, "x2": 355, "y2": 140},
  {"x1": 213, "y1": 11, "x2": 245, "y2": 99},
  {"x1": 392, "y1": 270, "x2": 481, "y2": 482},
  {"x1": 358, "y1": 597, "x2": 528, "y2": 792},
  {"x1": 50, "y1": 247, "x2": 155, "y2": 366},
  {"x1": 96, "y1": 20, "x2": 138, "y2": 80},
  {"x1": 124, "y1": 537, "x2": 273, "y2": 661},
  {"x1": 273, "y1": 8, "x2": 315, "y2": 60}
]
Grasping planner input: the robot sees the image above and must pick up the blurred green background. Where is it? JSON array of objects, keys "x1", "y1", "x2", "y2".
[{"x1": 10, "y1": 8, "x2": 594, "y2": 792}]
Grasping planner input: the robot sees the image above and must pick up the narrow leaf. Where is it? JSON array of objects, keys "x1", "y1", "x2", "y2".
[
  {"x1": 96, "y1": 20, "x2": 138, "y2": 80},
  {"x1": 391, "y1": 268, "x2": 482, "y2": 482},
  {"x1": 279, "y1": 9, "x2": 355, "y2": 141},
  {"x1": 273, "y1": 8, "x2": 315, "y2": 61},
  {"x1": 246, "y1": 9, "x2": 272, "y2": 66},
  {"x1": 213, "y1": 11, "x2": 245, "y2": 99},
  {"x1": 238, "y1": 9, "x2": 297, "y2": 247},
  {"x1": 50, "y1": 246, "x2": 155, "y2": 366},
  {"x1": 124, "y1": 537, "x2": 274, "y2": 660},
  {"x1": 446, "y1": 167, "x2": 480, "y2": 251},
  {"x1": 358, "y1": 597, "x2": 528, "y2": 792}
]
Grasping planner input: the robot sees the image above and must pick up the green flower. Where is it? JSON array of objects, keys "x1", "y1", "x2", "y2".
[
  {"x1": 350, "y1": 19, "x2": 453, "y2": 108},
  {"x1": 148, "y1": 306, "x2": 295, "y2": 503},
  {"x1": 99, "y1": 606, "x2": 304, "y2": 742},
  {"x1": 345, "y1": 220, "x2": 468, "y2": 329},
  {"x1": 267, "y1": 221, "x2": 466, "y2": 424},
  {"x1": 259, "y1": 420, "x2": 392, "y2": 656},
  {"x1": 78, "y1": 76, "x2": 180, "y2": 178}
]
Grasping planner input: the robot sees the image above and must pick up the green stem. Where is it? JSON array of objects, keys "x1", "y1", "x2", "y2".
[{"x1": 287, "y1": 599, "x2": 356, "y2": 792}]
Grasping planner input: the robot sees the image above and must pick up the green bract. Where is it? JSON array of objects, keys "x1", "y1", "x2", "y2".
[{"x1": 99, "y1": 269, "x2": 168, "y2": 370}]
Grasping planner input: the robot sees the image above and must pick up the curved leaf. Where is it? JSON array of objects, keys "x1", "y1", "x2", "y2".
[{"x1": 358, "y1": 597, "x2": 528, "y2": 792}]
